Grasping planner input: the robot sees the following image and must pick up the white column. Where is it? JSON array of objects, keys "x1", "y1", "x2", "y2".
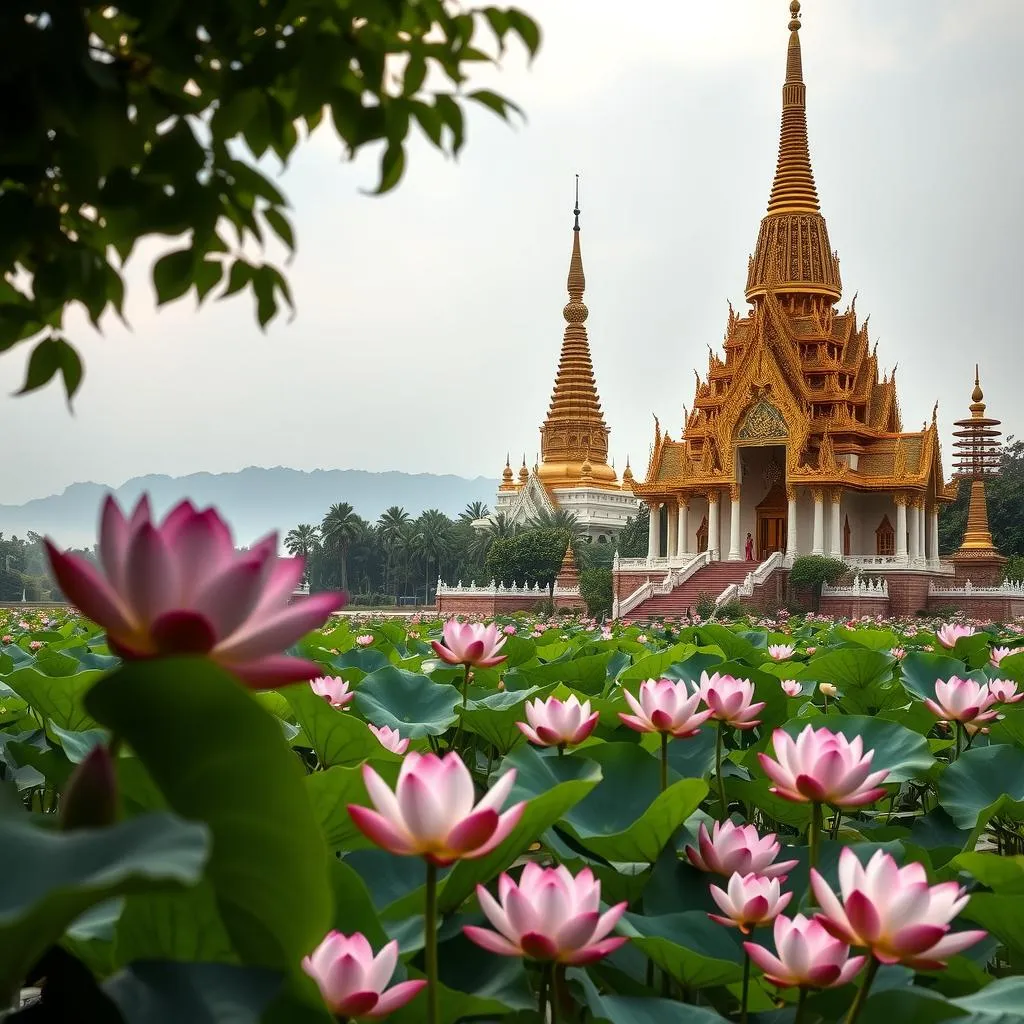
[
  {"x1": 811, "y1": 490, "x2": 825, "y2": 556},
  {"x1": 667, "y1": 502, "x2": 678, "y2": 561},
  {"x1": 896, "y1": 497, "x2": 908, "y2": 560},
  {"x1": 918, "y1": 504, "x2": 927, "y2": 566},
  {"x1": 647, "y1": 502, "x2": 660, "y2": 562},
  {"x1": 677, "y1": 501, "x2": 689, "y2": 556},
  {"x1": 830, "y1": 491, "x2": 842, "y2": 557},
  {"x1": 786, "y1": 492, "x2": 798, "y2": 559},
  {"x1": 908, "y1": 502, "x2": 920, "y2": 563},
  {"x1": 929, "y1": 510, "x2": 940, "y2": 567},
  {"x1": 708, "y1": 494, "x2": 720, "y2": 561},
  {"x1": 728, "y1": 491, "x2": 741, "y2": 561}
]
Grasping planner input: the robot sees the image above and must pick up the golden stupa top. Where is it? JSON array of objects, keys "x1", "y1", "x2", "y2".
[
  {"x1": 537, "y1": 178, "x2": 619, "y2": 490},
  {"x1": 746, "y1": 0, "x2": 842, "y2": 302}
]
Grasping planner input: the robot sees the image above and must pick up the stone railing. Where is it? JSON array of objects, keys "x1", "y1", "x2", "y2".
[
  {"x1": 928, "y1": 579, "x2": 1024, "y2": 598},
  {"x1": 716, "y1": 551, "x2": 785, "y2": 608},
  {"x1": 436, "y1": 579, "x2": 580, "y2": 598},
  {"x1": 822, "y1": 575, "x2": 889, "y2": 598},
  {"x1": 613, "y1": 551, "x2": 710, "y2": 619},
  {"x1": 844, "y1": 555, "x2": 955, "y2": 576}
]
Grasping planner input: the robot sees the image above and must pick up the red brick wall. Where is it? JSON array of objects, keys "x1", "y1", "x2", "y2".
[
  {"x1": 818, "y1": 596, "x2": 891, "y2": 618},
  {"x1": 740, "y1": 570, "x2": 789, "y2": 613},
  {"x1": 436, "y1": 594, "x2": 584, "y2": 616},
  {"x1": 929, "y1": 596, "x2": 1024, "y2": 620},
  {"x1": 885, "y1": 573, "x2": 934, "y2": 616},
  {"x1": 613, "y1": 570, "x2": 660, "y2": 601}
]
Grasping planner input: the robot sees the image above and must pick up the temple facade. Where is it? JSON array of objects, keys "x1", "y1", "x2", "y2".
[
  {"x1": 632, "y1": 0, "x2": 953, "y2": 574},
  {"x1": 478, "y1": 186, "x2": 639, "y2": 542}
]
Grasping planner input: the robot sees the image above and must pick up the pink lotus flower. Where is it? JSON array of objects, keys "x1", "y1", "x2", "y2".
[
  {"x1": 431, "y1": 621, "x2": 507, "y2": 668},
  {"x1": 989, "y1": 678, "x2": 1024, "y2": 704},
  {"x1": 348, "y1": 752, "x2": 524, "y2": 866},
  {"x1": 819, "y1": 683, "x2": 839, "y2": 699},
  {"x1": 937, "y1": 623, "x2": 976, "y2": 649},
  {"x1": 517, "y1": 694, "x2": 599, "y2": 748},
  {"x1": 369, "y1": 723, "x2": 409, "y2": 754},
  {"x1": 780, "y1": 679, "x2": 802, "y2": 697},
  {"x1": 708, "y1": 872, "x2": 792, "y2": 934},
  {"x1": 924, "y1": 677, "x2": 998, "y2": 724},
  {"x1": 463, "y1": 863, "x2": 627, "y2": 964},
  {"x1": 890, "y1": 647, "x2": 906, "y2": 660},
  {"x1": 503, "y1": 624, "x2": 517, "y2": 635},
  {"x1": 619, "y1": 678, "x2": 713, "y2": 738},
  {"x1": 805, "y1": 646, "x2": 817, "y2": 655},
  {"x1": 812, "y1": 848, "x2": 986, "y2": 969},
  {"x1": 697, "y1": 672, "x2": 765, "y2": 730},
  {"x1": 29, "y1": 640, "x2": 43, "y2": 650},
  {"x1": 1, "y1": 635, "x2": 11, "y2": 645},
  {"x1": 759, "y1": 725, "x2": 889, "y2": 808},
  {"x1": 356, "y1": 634, "x2": 374, "y2": 646},
  {"x1": 769, "y1": 644, "x2": 795, "y2": 660},
  {"x1": 685, "y1": 820, "x2": 798, "y2": 880},
  {"x1": 44, "y1": 495, "x2": 344, "y2": 689},
  {"x1": 991, "y1": 646, "x2": 1021, "y2": 667},
  {"x1": 743, "y1": 913, "x2": 866, "y2": 989},
  {"x1": 310, "y1": 676, "x2": 352, "y2": 708},
  {"x1": 637, "y1": 634, "x2": 649, "y2": 644},
  {"x1": 302, "y1": 931, "x2": 425, "y2": 1018}
]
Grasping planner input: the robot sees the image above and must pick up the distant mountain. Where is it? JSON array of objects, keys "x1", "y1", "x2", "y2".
[{"x1": 0, "y1": 466, "x2": 496, "y2": 548}]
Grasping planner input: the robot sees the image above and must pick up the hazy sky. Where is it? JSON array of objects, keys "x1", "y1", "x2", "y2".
[{"x1": 4, "y1": 0, "x2": 1023, "y2": 505}]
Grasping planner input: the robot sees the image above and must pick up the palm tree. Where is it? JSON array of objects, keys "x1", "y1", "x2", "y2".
[
  {"x1": 320, "y1": 502, "x2": 360, "y2": 593},
  {"x1": 459, "y1": 501, "x2": 491, "y2": 524},
  {"x1": 284, "y1": 523, "x2": 320, "y2": 584},
  {"x1": 396, "y1": 521, "x2": 421, "y2": 599},
  {"x1": 377, "y1": 506, "x2": 411, "y2": 596},
  {"x1": 415, "y1": 509, "x2": 454, "y2": 603}
]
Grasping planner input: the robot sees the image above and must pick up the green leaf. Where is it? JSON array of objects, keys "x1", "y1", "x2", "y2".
[
  {"x1": 0, "y1": 812, "x2": 209, "y2": 999},
  {"x1": 355, "y1": 667, "x2": 460, "y2": 738},
  {"x1": 103, "y1": 961, "x2": 282, "y2": 1024},
  {"x1": 328, "y1": 859, "x2": 388, "y2": 947},
  {"x1": 516, "y1": 653, "x2": 610, "y2": 694},
  {"x1": 901, "y1": 652, "x2": 983, "y2": 701},
  {"x1": 468, "y1": 89, "x2": 521, "y2": 120},
  {"x1": 938, "y1": 744, "x2": 1024, "y2": 847},
  {"x1": 4, "y1": 667, "x2": 103, "y2": 730},
  {"x1": 457, "y1": 685, "x2": 553, "y2": 752},
  {"x1": 794, "y1": 648, "x2": 895, "y2": 689},
  {"x1": 831, "y1": 627, "x2": 902, "y2": 651},
  {"x1": 306, "y1": 762, "x2": 400, "y2": 852},
  {"x1": 193, "y1": 258, "x2": 223, "y2": 303},
  {"x1": 560, "y1": 744, "x2": 708, "y2": 862},
  {"x1": 152, "y1": 247, "x2": 196, "y2": 305},
  {"x1": 574, "y1": 967, "x2": 726, "y2": 1022},
  {"x1": 950, "y1": 975, "x2": 1024, "y2": 1016},
  {"x1": 220, "y1": 258, "x2": 253, "y2": 299},
  {"x1": 779, "y1": 714, "x2": 934, "y2": 783},
  {"x1": 951, "y1": 853, "x2": 1024, "y2": 893},
  {"x1": 283, "y1": 682, "x2": 381, "y2": 767},
  {"x1": 85, "y1": 657, "x2": 332, "y2": 970},
  {"x1": 17, "y1": 335, "x2": 84, "y2": 402},
  {"x1": 374, "y1": 142, "x2": 406, "y2": 195},
  {"x1": 618, "y1": 643, "x2": 700, "y2": 683},
  {"x1": 263, "y1": 207, "x2": 295, "y2": 251},
  {"x1": 439, "y1": 745, "x2": 602, "y2": 912},
  {"x1": 507, "y1": 8, "x2": 542, "y2": 57}
]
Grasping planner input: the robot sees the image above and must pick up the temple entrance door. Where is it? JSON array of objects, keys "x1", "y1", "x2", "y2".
[
  {"x1": 755, "y1": 482, "x2": 788, "y2": 560},
  {"x1": 696, "y1": 516, "x2": 708, "y2": 553}
]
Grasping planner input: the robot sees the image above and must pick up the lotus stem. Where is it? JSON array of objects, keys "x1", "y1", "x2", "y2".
[
  {"x1": 660, "y1": 732, "x2": 669, "y2": 793},
  {"x1": 830, "y1": 806, "x2": 842, "y2": 841},
  {"x1": 740, "y1": 944, "x2": 752, "y2": 1024},
  {"x1": 807, "y1": 802, "x2": 823, "y2": 907},
  {"x1": 450, "y1": 663, "x2": 472, "y2": 758},
  {"x1": 844, "y1": 956, "x2": 880, "y2": 1024},
  {"x1": 425, "y1": 861, "x2": 439, "y2": 1024},
  {"x1": 715, "y1": 724, "x2": 728, "y2": 818},
  {"x1": 794, "y1": 987, "x2": 809, "y2": 1024},
  {"x1": 954, "y1": 721, "x2": 963, "y2": 761},
  {"x1": 538, "y1": 963, "x2": 551, "y2": 1022}
]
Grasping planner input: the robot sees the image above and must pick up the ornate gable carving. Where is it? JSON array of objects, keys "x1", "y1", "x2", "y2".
[{"x1": 737, "y1": 400, "x2": 789, "y2": 441}]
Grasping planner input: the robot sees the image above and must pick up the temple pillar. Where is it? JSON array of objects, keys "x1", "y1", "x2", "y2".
[
  {"x1": 708, "y1": 491, "x2": 720, "y2": 561},
  {"x1": 918, "y1": 501, "x2": 927, "y2": 565},
  {"x1": 829, "y1": 489, "x2": 842, "y2": 557},
  {"x1": 908, "y1": 500, "x2": 921, "y2": 564},
  {"x1": 786, "y1": 487, "x2": 798, "y2": 559},
  {"x1": 728, "y1": 486, "x2": 742, "y2": 561},
  {"x1": 677, "y1": 500, "x2": 689, "y2": 556},
  {"x1": 647, "y1": 502, "x2": 660, "y2": 561},
  {"x1": 667, "y1": 501, "x2": 679, "y2": 560},
  {"x1": 929, "y1": 509, "x2": 940, "y2": 567},
  {"x1": 811, "y1": 489, "x2": 825, "y2": 556},
  {"x1": 895, "y1": 494, "x2": 908, "y2": 561}
]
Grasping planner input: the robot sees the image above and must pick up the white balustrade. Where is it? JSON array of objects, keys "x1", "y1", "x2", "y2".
[
  {"x1": 929, "y1": 579, "x2": 1024, "y2": 598},
  {"x1": 821, "y1": 575, "x2": 889, "y2": 598},
  {"x1": 613, "y1": 552, "x2": 711, "y2": 619}
]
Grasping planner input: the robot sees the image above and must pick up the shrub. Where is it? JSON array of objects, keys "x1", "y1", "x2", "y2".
[
  {"x1": 788, "y1": 556, "x2": 848, "y2": 610},
  {"x1": 579, "y1": 567, "x2": 612, "y2": 617},
  {"x1": 694, "y1": 592, "x2": 717, "y2": 619},
  {"x1": 716, "y1": 600, "x2": 743, "y2": 619}
]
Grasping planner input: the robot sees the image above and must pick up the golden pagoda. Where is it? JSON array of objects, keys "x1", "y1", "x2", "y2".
[
  {"x1": 482, "y1": 178, "x2": 639, "y2": 542},
  {"x1": 635, "y1": 0, "x2": 951, "y2": 568}
]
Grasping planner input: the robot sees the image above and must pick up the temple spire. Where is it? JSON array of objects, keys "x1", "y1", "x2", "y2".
[{"x1": 537, "y1": 178, "x2": 616, "y2": 488}]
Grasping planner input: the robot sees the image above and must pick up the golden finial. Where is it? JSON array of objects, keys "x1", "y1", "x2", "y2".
[
  {"x1": 932, "y1": 400, "x2": 939, "y2": 424},
  {"x1": 518, "y1": 455, "x2": 529, "y2": 483},
  {"x1": 789, "y1": 0, "x2": 801, "y2": 32},
  {"x1": 564, "y1": 174, "x2": 587, "y2": 315},
  {"x1": 500, "y1": 453, "x2": 514, "y2": 489},
  {"x1": 971, "y1": 364, "x2": 984, "y2": 406}
]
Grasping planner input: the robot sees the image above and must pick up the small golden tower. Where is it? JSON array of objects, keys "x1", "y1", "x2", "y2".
[
  {"x1": 950, "y1": 367, "x2": 1005, "y2": 584},
  {"x1": 555, "y1": 541, "x2": 580, "y2": 591},
  {"x1": 518, "y1": 456, "x2": 529, "y2": 486},
  {"x1": 499, "y1": 454, "x2": 516, "y2": 492}
]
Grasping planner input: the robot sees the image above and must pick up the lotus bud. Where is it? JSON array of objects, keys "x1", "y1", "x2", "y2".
[{"x1": 60, "y1": 745, "x2": 118, "y2": 831}]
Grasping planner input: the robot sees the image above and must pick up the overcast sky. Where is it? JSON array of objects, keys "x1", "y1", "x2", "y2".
[{"x1": 3, "y1": 0, "x2": 1023, "y2": 505}]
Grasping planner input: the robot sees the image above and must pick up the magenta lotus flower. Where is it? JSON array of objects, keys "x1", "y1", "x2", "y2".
[
  {"x1": 768, "y1": 644, "x2": 795, "y2": 660},
  {"x1": 347, "y1": 752, "x2": 525, "y2": 866},
  {"x1": 517, "y1": 694, "x2": 599, "y2": 748},
  {"x1": 302, "y1": 931, "x2": 425, "y2": 1018},
  {"x1": 743, "y1": 913, "x2": 866, "y2": 989},
  {"x1": 619, "y1": 678, "x2": 714, "y2": 738},
  {"x1": 708, "y1": 872, "x2": 792, "y2": 934},
  {"x1": 924, "y1": 677, "x2": 998, "y2": 724},
  {"x1": 992, "y1": 646, "x2": 1021, "y2": 668},
  {"x1": 685, "y1": 820, "x2": 798, "y2": 880},
  {"x1": 44, "y1": 495, "x2": 345, "y2": 689},
  {"x1": 890, "y1": 647, "x2": 906, "y2": 660},
  {"x1": 310, "y1": 676, "x2": 352, "y2": 708},
  {"x1": 369, "y1": 723, "x2": 409, "y2": 754},
  {"x1": 937, "y1": 623, "x2": 976, "y2": 649},
  {"x1": 758, "y1": 725, "x2": 889, "y2": 808},
  {"x1": 356, "y1": 634, "x2": 374, "y2": 647},
  {"x1": 989, "y1": 678, "x2": 1024, "y2": 704},
  {"x1": 780, "y1": 679, "x2": 802, "y2": 697},
  {"x1": 697, "y1": 672, "x2": 765, "y2": 730},
  {"x1": 463, "y1": 864, "x2": 627, "y2": 964},
  {"x1": 503, "y1": 624, "x2": 517, "y2": 635},
  {"x1": 812, "y1": 848, "x2": 986, "y2": 969},
  {"x1": 431, "y1": 621, "x2": 507, "y2": 668}
]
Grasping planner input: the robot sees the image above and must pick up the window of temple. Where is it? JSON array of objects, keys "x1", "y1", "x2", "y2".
[
  {"x1": 843, "y1": 515, "x2": 851, "y2": 556},
  {"x1": 876, "y1": 515, "x2": 895, "y2": 557},
  {"x1": 696, "y1": 516, "x2": 709, "y2": 553}
]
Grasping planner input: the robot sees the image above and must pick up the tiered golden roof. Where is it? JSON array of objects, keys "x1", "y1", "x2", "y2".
[{"x1": 637, "y1": 1, "x2": 948, "y2": 503}]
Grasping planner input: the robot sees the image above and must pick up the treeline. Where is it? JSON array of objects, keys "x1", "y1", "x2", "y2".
[{"x1": 0, "y1": 532, "x2": 93, "y2": 602}]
